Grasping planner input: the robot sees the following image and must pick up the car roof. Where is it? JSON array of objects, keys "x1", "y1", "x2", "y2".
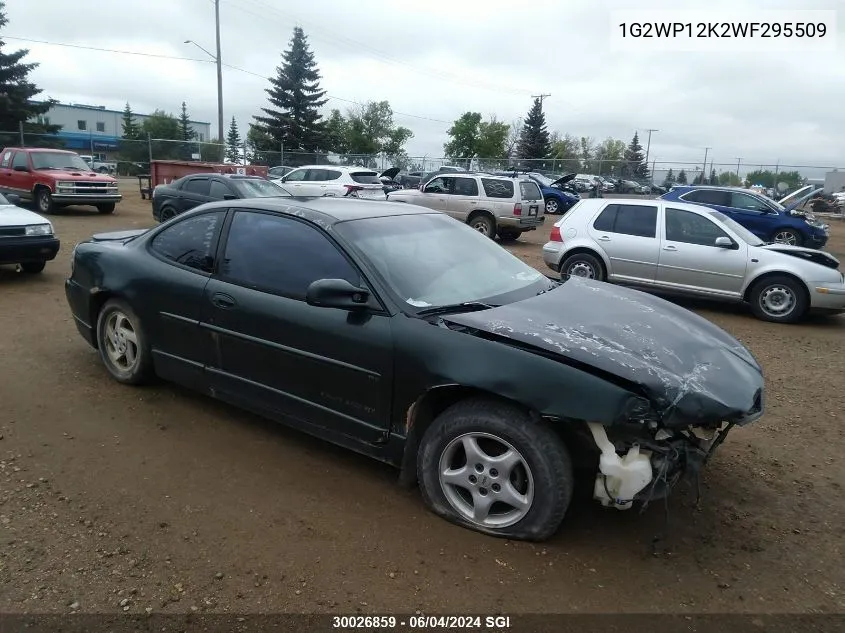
[
  {"x1": 221, "y1": 196, "x2": 436, "y2": 223},
  {"x1": 288, "y1": 164, "x2": 378, "y2": 172},
  {"x1": 572, "y1": 197, "x2": 720, "y2": 215}
]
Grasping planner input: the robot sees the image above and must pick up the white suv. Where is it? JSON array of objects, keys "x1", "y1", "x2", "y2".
[
  {"x1": 273, "y1": 165, "x2": 387, "y2": 200},
  {"x1": 386, "y1": 172, "x2": 545, "y2": 240}
]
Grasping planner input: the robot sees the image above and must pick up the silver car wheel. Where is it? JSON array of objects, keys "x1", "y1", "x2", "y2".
[
  {"x1": 103, "y1": 310, "x2": 139, "y2": 372},
  {"x1": 759, "y1": 284, "x2": 796, "y2": 318},
  {"x1": 566, "y1": 261, "x2": 596, "y2": 279},
  {"x1": 38, "y1": 190, "x2": 51, "y2": 213},
  {"x1": 438, "y1": 432, "x2": 534, "y2": 529},
  {"x1": 773, "y1": 230, "x2": 798, "y2": 246},
  {"x1": 545, "y1": 199, "x2": 559, "y2": 214},
  {"x1": 471, "y1": 218, "x2": 492, "y2": 236}
]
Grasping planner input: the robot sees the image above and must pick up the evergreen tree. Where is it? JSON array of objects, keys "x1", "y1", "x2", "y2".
[
  {"x1": 709, "y1": 167, "x2": 717, "y2": 185},
  {"x1": 226, "y1": 116, "x2": 242, "y2": 163},
  {"x1": 178, "y1": 101, "x2": 196, "y2": 141},
  {"x1": 516, "y1": 97, "x2": 551, "y2": 160},
  {"x1": 120, "y1": 103, "x2": 141, "y2": 139},
  {"x1": 677, "y1": 169, "x2": 688, "y2": 184},
  {"x1": 623, "y1": 132, "x2": 648, "y2": 180},
  {"x1": 663, "y1": 168, "x2": 674, "y2": 187},
  {"x1": 0, "y1": 2, "x2": 60, "y2": 137},
  {"x1": 253, "y1": 27, "x2": 328, "y2": 153}
]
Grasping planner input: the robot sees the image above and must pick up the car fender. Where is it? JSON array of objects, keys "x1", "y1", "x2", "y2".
[
  {"x1": 32, "y1": 180, "x2": 55, "y2": 193},
  {"x1": 741, "y1": 264, "x2": 813, "y2": 300}
]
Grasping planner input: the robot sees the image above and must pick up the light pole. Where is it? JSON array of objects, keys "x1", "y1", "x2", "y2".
[{"x1": 185, "y1": 1, "x2": 223, "y2": 160}]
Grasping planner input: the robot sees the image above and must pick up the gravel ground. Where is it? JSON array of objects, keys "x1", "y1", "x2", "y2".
[{"x1": 0, "y1": 182, "x2": 843, "y2": 616}]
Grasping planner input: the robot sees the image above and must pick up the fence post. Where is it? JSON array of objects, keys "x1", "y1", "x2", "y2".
[
  {"x1": 280, "y1": 142, "x2": 284, "y2": 166},
  {"x1": 147, "y1": 133, "x2": 152, "y2": 168},
  {"x1": 243, "y1": 139, "x2": 247, "y2": 166},
  {"x1": 19, "y1": 121, "x2": 24, "y2": 146}
]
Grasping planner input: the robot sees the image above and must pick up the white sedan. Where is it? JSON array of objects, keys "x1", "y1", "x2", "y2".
[{"x1": 0, "y1": 193, "x2": 60, "y2": 273}]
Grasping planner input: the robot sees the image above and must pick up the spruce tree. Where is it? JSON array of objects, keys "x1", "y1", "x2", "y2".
[
  {"x1": 121, "y1": 103, "x2": 141, "y2": 139},
  {"x1": 253, "y1": 27, "x2": 327, "y2": 153},
  {"x1": 516, "y1": 98, "x2": 551, "y2": 160},
  {"x1": 677, "y1": 169, "x2": 688, "y2": 184},
  {"x1": 226, "y1": 117, "x2": 242, "y2": 163},
  {"x1": 0, "y1": 1, "x2": 60, "y2": 136},
  {"x1": 178, "y1": 102, "x2": 196, "y2": 141},
  {"x1": 709, "y1": 167, "x2": 717, "y2": 185},
  {"x1": 623, "y1": 132, "x2": 648, "y2": 180}
]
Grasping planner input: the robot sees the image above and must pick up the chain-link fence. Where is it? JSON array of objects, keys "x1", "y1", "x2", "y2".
[{"x1": 3, "y1": 131, "x2": 842, "y2": 187}]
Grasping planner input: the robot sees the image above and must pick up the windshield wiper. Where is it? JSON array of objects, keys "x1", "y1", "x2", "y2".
[{"x1": 415, "y1": 301, "x2": 497, "y2": 317}]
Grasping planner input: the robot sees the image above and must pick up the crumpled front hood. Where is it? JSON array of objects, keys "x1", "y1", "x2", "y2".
[{"x1": 443, "y1": 277, "x2": 764, "y2": 427}]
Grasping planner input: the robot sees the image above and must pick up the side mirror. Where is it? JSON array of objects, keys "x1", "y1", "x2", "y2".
[
  {"x1": 222, "y1": 193, "x2": 237, "y2": 200},
  {"x1": 715, "y1": 236, "x2": 737, "y2": 249},
  {"x1": 13, "y1": 165, "x2": 28, "y2": 172},
  {"x1": 306, "y1": 278, "x2": 372, "y2": 311},
  {"x1": 4, "y1": 193, "x2": 21, "y2": 205}
]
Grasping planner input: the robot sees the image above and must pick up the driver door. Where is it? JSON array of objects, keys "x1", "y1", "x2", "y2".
[
  {"x1": 415, "y1": 176, "x2": 453, "y2": 212},
  {"x1": 728, "y1": 191, "x2": 776, "y2": 239},
  {"x1": 656, "y1": 206, "x2": 748, "y2": 297}
]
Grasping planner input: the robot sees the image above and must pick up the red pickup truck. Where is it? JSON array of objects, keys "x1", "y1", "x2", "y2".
[{"x1": 0, "y1": 147, "x2": 122, "y2": 214}]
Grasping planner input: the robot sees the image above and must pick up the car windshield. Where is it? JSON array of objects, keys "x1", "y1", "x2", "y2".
[
  {"x1": 708, "y1": 211, "x2": 764, "y2": 246},
  {"x1": 233, "y1": 179, "x2": 291, "y2": 197},
  {"x1": 30, "y1": 152, "x2": 91, "y2": 171},
  {"x1": 335, "y1": 213, "x2": 551, "y2": 309},
  {"x1": 753, "y1": 191, "x2": 785, "y2": 211}
]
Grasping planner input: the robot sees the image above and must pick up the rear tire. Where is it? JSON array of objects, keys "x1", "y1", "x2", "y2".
[
  {"x1": 97, "y1": 203, "x2": 116, "y2": 214},
  {"x1": 159, "y1": 206, "x2": 177, "y2": 222},
  {"x1": 95, "y1": 300, "x2": 154, "y2": 385},
  {"x1": 749, "y1": 275, "x2": 808, "y2": 324},
  {"x1": 560, "y1": 252, "x2": 605, "y2": 281},
  {"x1": 20, "y1": 261, "x2": 45, "y2": 274},
  {"x1": 497, "y1": 230, "x2": 520, "y2": 242},
  {"x1": 417, "y1": 398, "x2": 574, "y2": 541},
  {"x1": 468, "y1": 213, "x2": 495, "y2": 238}
]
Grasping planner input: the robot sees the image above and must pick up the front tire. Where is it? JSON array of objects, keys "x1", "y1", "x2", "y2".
[
  {"x1": 417, "y1": 398, "x2": 574, "y2": 541},
  {"x1": 97, "y1": 203, "x2": 116, "y2": 214},
  {"x1": 545, "y1": 198, "x2": 560, "y2": 214},
  {"x1": 749, "y1": 275, "x2": 808, "y2": 323},
  {"x1": 95, "y1": 300, "x2": 153, "y2": 384},
  {"x1": 35, "y1": 188, "x2": 54, "y2": 214},
  {"x1": 20, "y1": 261, "x2": 45, "y2": 274},
  {"x1": 560, "y1": 252, "x2": 605, "y2": 281},
  {"x1": 771, "y1": 229, "x2": 802, "y2": 246}
]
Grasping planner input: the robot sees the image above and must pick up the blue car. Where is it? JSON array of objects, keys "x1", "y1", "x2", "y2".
[
  {"x1": 495, "y1": 172, "x2": 581, "y2": 215},
  {"x1": 660, "y1": 186, "x2": 830, "y2": 249}
]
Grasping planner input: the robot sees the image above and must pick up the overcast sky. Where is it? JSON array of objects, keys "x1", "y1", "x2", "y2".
[{"x1": 5, "y1": 0, "x2": 845, "y2": 174}]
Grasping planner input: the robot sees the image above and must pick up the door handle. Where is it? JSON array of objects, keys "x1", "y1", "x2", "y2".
[
  {"x1": 597, "y1": 235, "x2": 611, "y2": 241},
  {"x1": 663, "y1": 245, "x2": 677, "y2": 251},
  {"x1": 211, "y1": 292, "x2": 237, "y2": 309}
]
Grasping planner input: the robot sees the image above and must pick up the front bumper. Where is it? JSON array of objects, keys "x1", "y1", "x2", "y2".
[
  {"x1": 0, "y1": 236, "x2": 60, "y2": 264},
  {"x1": 65, "y1": 279, "x2": 97, "y2": 348},
  {"x1": 497, "y1": 215, "x2": 545, "y2": 231},
  {"x1": 810, "y1": 282, "x2": 845, "y2": 312},
  {"x1": 52, "y1": 194, "x2": 122, "y2": 206}
]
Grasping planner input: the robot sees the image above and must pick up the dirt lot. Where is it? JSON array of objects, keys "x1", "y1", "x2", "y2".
[{"x1": 0, "y1": 182, "x2": 843, "y2": 615}]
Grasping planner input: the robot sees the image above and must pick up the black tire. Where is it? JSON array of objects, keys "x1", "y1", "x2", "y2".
[
  {"x1": 467, "y1": 213, "x2": 495, "y2": 238},
  {"x1": 35, "y1": 187, "x2": 54, "y2": 214},
  {"x1": 497, "y1": 229, "x2": 520, "y2": 242},
  {"x1": 95, "y1": 299, "x2": 154, "y2": 385},
  {"x1": 749, "y1": 275, "x2": 808, "y2": 324},
  {"x1": 159, "y1": 206, "x2": 177, "y2": 222},
  {"x1": 97, "y1": 203, "x2": 116, "y2": 214},
  {"x1": 544, "y1": 198, "x2": 560, "y2": 214},
  {"x1": 770, "y1": 228, "x2": 803, "y2": 247},
  {"x1": 560, "y1": 252, "x2": 605, "y2": 281},
  {"x1": 417, "y1": 398, "x2": 574, "y2": 541},
  {"x1": 20, "y1": 261, "x2": 45, "y2": 274}
]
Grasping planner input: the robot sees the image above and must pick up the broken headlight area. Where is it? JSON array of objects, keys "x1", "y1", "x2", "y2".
[{"x1": 586, "y1": 419, "x2": 735, "y2": 511}]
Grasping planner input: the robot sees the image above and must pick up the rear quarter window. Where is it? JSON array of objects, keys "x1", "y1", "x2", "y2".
[
  {"x1": 350, "y1": 171, "x2": 381, "y2": 184},
  {"x1": 519, "y1": 182, "x2": 542, "y2": 201},
  {"x1": 481, "y1": 179, "x2": 515, "y2": 199}
]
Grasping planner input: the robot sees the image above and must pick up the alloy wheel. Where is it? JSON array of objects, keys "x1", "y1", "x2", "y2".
[
  {"x1": 103, "y1": 310, "x2": 140, "y2": 372},
  {"x1": 773, "y1": 230, "x2": 798, "y2": 246}
]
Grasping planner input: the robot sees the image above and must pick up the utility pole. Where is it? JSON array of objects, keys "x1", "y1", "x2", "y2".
[
  {"x1": 736, "y1": 157, "x2": 742, "y2": 181},
  {"x1": 701, "y1": 147, "x2": 711, "y2": 184},
  {"x1": 643, "y1": 128, "x2": 658, "y2": 169},
  {"x1": 531, "y1": 93, "x2": 551, "y2": 107},
  {"x1": 214, "y1": 0, "x2": 224, "y2": 162}
]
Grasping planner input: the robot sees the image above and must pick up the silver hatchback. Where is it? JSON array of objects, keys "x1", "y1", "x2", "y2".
[{"x1": 542, "y1": 198, "x2": 845, "y2": 323}]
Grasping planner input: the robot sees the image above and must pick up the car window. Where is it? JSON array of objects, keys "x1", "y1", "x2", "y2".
[
  {"x1": 12, "y1": 152, "x2": 29, "y2": 169},
  {"x1": 208, "y1": 180, "x2": 233, "y2": 199},
  {"x1": 0, "y1": 151, "x2": 12, "y2": 168},
  {"x1": 232, "y1": 179, "x2": 292, "y2": 198},
  {"x1": 424, "y1": 177, "x2": 451, "y2": 194},
  {"x1": 593, "y1": 204, "x2": 657, "y2": 237},
  {"x1": 149, "y1": 211, "x2": 224, "y2": 273},
  {"x1": 183, "y1": 178, "x2": 210, "y2": 196},
  {"x1": 519, "y1": 181, "x2": 542, "y2": 201},
  {"x1": 730, "y1": 192, "x2": 770, "y2": 213},
  {"x1": 665, "y1": 208, "x2": 730, "y2": 246},
  {"x1": 350, "y1": 171, "x2": 381, "y2": 184},
  {"x1": 219, "y1": 211, "x2": 361, "y2": 299},
  {"x1": 453, "y1": 177, "x2": 479, "y2": 196},
  {"x1": 284, "y1": 169, "x2": 308, "y2": 182},
  {"x1": 481, "y1": 179, "x2": 514, "y2": 199},
  {"x1": 682, "y1": 189, "x2": 731, "y2": 206}
]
